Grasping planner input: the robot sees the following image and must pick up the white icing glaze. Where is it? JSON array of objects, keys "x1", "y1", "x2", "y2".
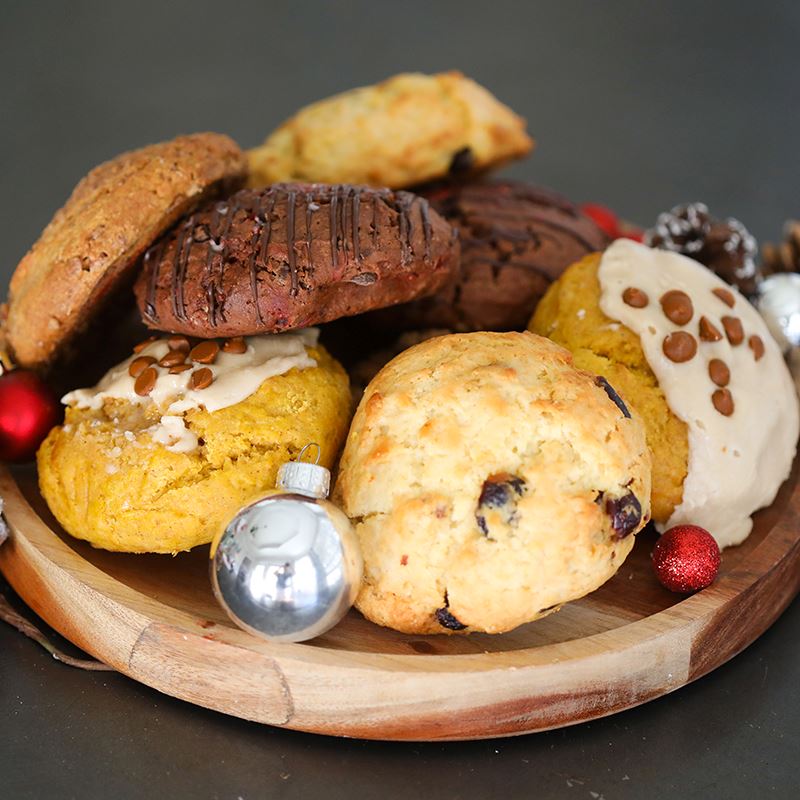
[
  {"x1": 63, "y1": 329, "x2": 320, "y2": 454},
  {"x1": 598, "y1": 239, "x2": 799, "y2": 548}
]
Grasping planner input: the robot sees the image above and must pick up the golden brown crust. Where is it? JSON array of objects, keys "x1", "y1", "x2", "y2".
[
  {"x1": 247, "y1": 72, "x2": 533, "y2": 189},
  {"x1": 5, "y1": 133, "x2": 246, "y2": 370}
]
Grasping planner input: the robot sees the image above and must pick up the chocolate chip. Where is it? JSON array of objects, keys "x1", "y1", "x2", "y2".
[
  {"x1": 169, "y1": 363, "x2": 192, "y2": 375},
  {"x1": 595, "y1": 376, "x2": 631, "y2": 418},
  {"x1": 129, "y1": 355, "x2": 156, "y2": 378},
  {"x1": 222, "y1": 337, "x2": 247, "y2": 354},
  {"x1": 662, "y1": 331, "x2": 697, "y2": 363},
  {"x1": 708, "y1": 358, "x2": 730, "y2": 387},
  {"x1": 435, "y1": 606, "x2": 467, "y2": 631},
  {"x1": 189, "y1": 367, "x2": 214, "y2": 390},
  {"x1": 448, "y1": 147, "x2": 474, "y2": 174},
  {"x1": 158, "y1": 350, "x2": 187, "y2": 368},
  {"x1": 134, "y1": 366, "x2": 158, "y2": 397},
  {"x1": 698, "y1": 316, "x2": 723, "y2": 342},
  {"x1": 622, "y1": 287, "x2": 649, "y2": 308},
  {"x1": 167, "y1": 335, "x2": 191, "y2": 353},
  {"x1": 660, "y1": 290, "x2": 694, "y2": 325},
  {"x1": 712, "y1": 388, "x2": 734, "y2": 416},
  {"x1": 605, "y1": 492, "x2": 642, "y2": 539},
  {"x1": 712, "y1": 287, "x2": 736, "y2": 308},
  {"x1": 721, "y1": 316, "x2": 744, "y2": 346},
  {"x1": 133, "y1": 336, "x2": 158, "y2": 354},
  {"x1": 749, "y1": 334, "x2": 765, "y2": 361},
  {"x1": 189, "y1": 340, "x2": 220, "y2": 364}
]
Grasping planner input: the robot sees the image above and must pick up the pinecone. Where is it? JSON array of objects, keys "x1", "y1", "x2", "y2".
[
  {"x1": 645, "y1": 202, "x2": 759, "y2": 296},
  {"x1": 762, "y1": 220, "x2": 800, "y2": 275}
]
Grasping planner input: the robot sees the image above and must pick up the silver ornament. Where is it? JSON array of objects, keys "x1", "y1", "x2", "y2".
[
  {"x1": 210, "y1": 444, "x2": 362, "y2": 643},
  {"x1": 756, "y1": 273, "x2": 800, "y2": 353}
]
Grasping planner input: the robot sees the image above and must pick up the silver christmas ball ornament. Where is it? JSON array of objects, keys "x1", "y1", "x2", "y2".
[
  {"x1": 210, "y1": 444, "x2": 362, "y2": 643},
  {"x1": 756, "y1": 273, "x2": 800, "y2": 353}
]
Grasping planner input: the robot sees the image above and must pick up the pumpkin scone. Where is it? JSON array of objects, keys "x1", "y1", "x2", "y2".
[
  {"x1": 3, "y1": 133, "x2": 246, "y2": 370},
  {"x1": 247, "y1": 72, "x2": 532, "y2": 189},
  {"x1": 334, "y1": 331, "x2": 651, "y2": 635},
  {"x1": 38, "y1": 330, "x2": 351, "y2": 553}
]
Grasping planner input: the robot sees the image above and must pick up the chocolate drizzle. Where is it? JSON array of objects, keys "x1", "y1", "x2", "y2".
[{"x1": 286, "y1": 188, "x2": 298, "y2": 296}]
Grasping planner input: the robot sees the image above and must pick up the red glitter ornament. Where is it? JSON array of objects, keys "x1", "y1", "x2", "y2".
[
  {"x1": 0, "y1": 369, "x2": 61, "y2": 462},
  {"x1": 652, "y1": 525, "x2": 721, "y2": 593},
  {"x1": 581, "y1": 203, "x2": 644, "y2": 243}
]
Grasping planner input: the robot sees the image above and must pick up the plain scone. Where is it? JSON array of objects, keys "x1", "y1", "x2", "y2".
[{"x1": 334, "y1": 331, "x2": 652, "y2": 635}]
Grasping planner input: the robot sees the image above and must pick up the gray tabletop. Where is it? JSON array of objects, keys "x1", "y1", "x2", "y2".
[{"x1": 2, "y1": 2, "x2": 799, "y2": 798}]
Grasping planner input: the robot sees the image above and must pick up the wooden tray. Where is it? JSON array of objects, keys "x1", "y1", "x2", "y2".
[{"x1": 1, "y1": 461, "x2": 799, "y2": 741}]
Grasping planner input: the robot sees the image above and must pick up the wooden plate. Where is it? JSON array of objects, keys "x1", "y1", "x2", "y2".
[{"x1": 1, "y1": 461, "x2": 799, "y2": 741}]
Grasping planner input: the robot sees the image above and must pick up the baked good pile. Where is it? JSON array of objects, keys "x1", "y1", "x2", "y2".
[{"x1": 2, "y1": 71, "x2": 797, "y2": 635}]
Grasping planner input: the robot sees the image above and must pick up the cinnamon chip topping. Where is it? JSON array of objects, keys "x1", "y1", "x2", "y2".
[
  {"x1": 708, "y1": 359, "x2": 730, "y2": 387},
  {"x1": 134, "y1": 366, "x2": 158, "y2": 397},
  {"x1": 749, "y1": 335, "x2": 765, "y2": 361},
  {"x1": 189, "y1": 367, "x2": 214, "y2": 390},
  {"x1": 189, "y1": 340, "x2": 220, "y2": 364},
  {"x1": 660, "y1": 290, "x2": 694, "y2": 325},
  {"x1": 222, "y1": 336, "x2": 248, "y2": 354},
  {"x1": 158, "y1": 350, "x2": 187, "y2": 368},
  {"x1": 712, "y1": 287, "x2": 736, "y2": 308},
  {"x1": 167, "y1": 335, "x2": 191, "y2": 353},
  {"x1": 133, "y1": 336, "x2": 158, "y2": 353},
  {"x1": 129, "y1": 355, "x2": 156, "y2": 378},
  {"x1": 622, "y1": 287, "x2": 649, "y2": 308},
  {"x1": 721, "y1": 316, "x2": 744, "y2": 346},
  {"x1": 698, "y1": 316, "x2": 723, "y2": 342},
  {"x1": 662, "y1": 331, "x2": 697, "y2": 363},
  {"x1": 169, "y1": 363, "x2": 192, "y2": 374},
  {"x1": 712, "y1": 388, "x2": 734, "y2": 416}
]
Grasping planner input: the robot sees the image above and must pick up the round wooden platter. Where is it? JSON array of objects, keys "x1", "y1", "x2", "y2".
[{"x1": 1, "y1": 463, "x2": 799, "y2": 742}]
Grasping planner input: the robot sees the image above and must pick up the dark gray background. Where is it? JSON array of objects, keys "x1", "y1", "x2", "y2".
[{"x1": 2, "y1": 1, "x2": 799, "y2": 798}]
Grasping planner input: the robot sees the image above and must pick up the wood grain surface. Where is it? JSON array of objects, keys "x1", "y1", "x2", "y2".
[{"x1": 1, "y1": 461, "x2": 798, "y2": 741}]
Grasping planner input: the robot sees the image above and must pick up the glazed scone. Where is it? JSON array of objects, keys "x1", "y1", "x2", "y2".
[
  {"x1": 4, "y1": 133, "x2": 246, "y2": 370},
  {"x1": 531, "y1": 240, "x2": 799, "y2": 547},
  {"x1": 530, "y1": 251, "x2": 689, "y2": 523},
  {"x1": 334, "y1": 331, "x2": 651, "y2": 635},
  {"x1": 247, "y1": 72, "x2": 532, "y2": 189},
  {"x1": 38, "y1": 332, "x2": 351, "y2": 553}
]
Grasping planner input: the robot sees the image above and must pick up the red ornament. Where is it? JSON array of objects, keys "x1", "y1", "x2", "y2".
[
  {"x1": 652, "y1": 524, "x2": 721, "y2": 593},
  {"x1": 0, "y1": 370, "x2": 61, "y2": 462},
  {"x1": 581, "y1": 202, "x2": 645, "y2": 243}
]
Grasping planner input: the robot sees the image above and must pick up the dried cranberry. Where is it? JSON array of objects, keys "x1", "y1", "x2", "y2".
[
  {"x1": 476, "y1": 474, "x2": 527, "y2": 536},
  {"x1": 435, "y1": 607, "x2": 467, "y2": 631},
  {"x1": 605, "y1": 492, "x2": 642, "y2": 539}
]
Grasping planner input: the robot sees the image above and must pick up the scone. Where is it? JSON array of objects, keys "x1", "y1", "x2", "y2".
[
  {"x1": 4, "y1": 133, "x2": 246, "y2": 370},
  {"x1": 247, "y1": 72, "x2": 532, "y2": 189},
  {"x1": 134, "y1": 184, "x2": 459, "y2": 338},
  {"x1": 334, "y1": 331, "x2": 651, "y2": 635},
  {"x1": 531, "y1": 239, "x2": 799, "y2": 547},
  {"x1": 38, "y1": 330, "x2": 351, "y2": 553},
  {"x1": 373, "y1": 180, "x2": 609, "y2": 331}
]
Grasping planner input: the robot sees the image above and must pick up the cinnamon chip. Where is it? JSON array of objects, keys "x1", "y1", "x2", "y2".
[
  {"x1": 712, "y1": 388, "x2": 734, "y2": 416},
  {"x1": 189, "y1": 367, "x2": 214, "y2": 390},
  {"x1": 129, "y1": 355, "x2": 156, "y2": 378},
  {"x1": 133, "y1": 336, "x2": 158, "y2": 353},
  {"x1": 158, "y1": 350, "x2": 186, "y2": 368},
  {"x1": 708, "y1": 358, "x2": 730, "y2": 387},
  {"x1": 721, "y1": 316, "x2": 744, "y2": 346},
  {"x1": 712, "y1": 288, "x2": 736, "y2": 308},
  {"x1": 168, "y1": 363, "x2": 192, "y2": 374},
  {"x1": 698, "y1": 316, "x2": 723, "y2": 342},
  {"x1": 622, "y1": 287, "x2": 649, "y2": 308},
  {"x1": 660, "y1": 290, "x2": 693, "y2": 325},
  {"x1": 749, "y1": 334, "x2": 765, "y2": 361},
  {"x1": 134, "y1": 366, "x2": 158, "y2": 397},
  {"x1": 189, "y1": 340, "x2": 220, "y2": 364},
  {"x1": 167, "y1": 335, "x2": 191, "y2": 353},
  {"x1": 222, "y1": 336, "x2": 247, "y2": 354},
  {"x1": 662, "y1": 331, "x2": 697, "y2": 363}
]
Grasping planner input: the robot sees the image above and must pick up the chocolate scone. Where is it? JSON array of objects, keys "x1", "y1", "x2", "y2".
[
  {"x1": 372, "y1": 181, "x2": 608, "y2": 332},
  {"x1": 135, "y1": 184, "x2": 459, "y2": 337}
]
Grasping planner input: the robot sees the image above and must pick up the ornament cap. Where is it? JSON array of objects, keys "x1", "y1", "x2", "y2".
[{"x1": 277, "y1": 443, "x2": 330, "y2": 499}]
